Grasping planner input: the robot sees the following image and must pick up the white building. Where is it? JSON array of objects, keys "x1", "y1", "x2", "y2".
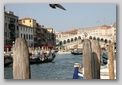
[{"x1": 18, "y1": 24, "x2": 34, "y2": 47}]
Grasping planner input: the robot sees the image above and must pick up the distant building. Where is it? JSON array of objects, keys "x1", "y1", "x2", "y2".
[
  {"x1": 46, "y1": 28, "x2": 56, "y2": 47},
  {"x1": 34, "y1": 25, "x2": 56, "y2": 47},
  {"x1": 18, "y1": 18, "x2": 55, "y2": 47},
  {"x1": 4, "y1": 11, "x2": 19, "y2": 47},
  {"x1": 78, "y1": 25, "x2": 116, "y2": 42},
  {"x1": 56, "y1": 29, "x2": 78, "y2": 39},
  {"x1": 19, "y1": 18, "x2": 37, "y2": 28},
  {"x1": 46, "y1": 28, "x2": 54, "y2": 33},
  {"x1": 33, "y1": 24, "x2": 46, "y2": 47},
  {"x1": 18, "y1": 24, "x2": 34, "y2": 47}
]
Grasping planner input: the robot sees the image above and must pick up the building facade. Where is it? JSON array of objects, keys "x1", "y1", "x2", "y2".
[
  {"x1": 78, "y1": 25, "x2": 116, "y2": 42},
  {"x1": 34, "y1": 25, "x2": 56, "y2": 47},
  {"x1": 19, "y1": 18, "x2": 56, "y2": 47},
  {"x1": 18, "y1": 24, "x2": 34, "y2": 47},
  {"x1": 4, "y1": 11, "x2": 18, "y2": 47},
  {"x1": 55, "y1": 29, "x2": 78, "y2": 39},
  {"x1": 46, "y1": 28, "x2": 56, "y2": 47},
  {"x1": 19, "y1": 18, "x2": 37, "y2": 28}
]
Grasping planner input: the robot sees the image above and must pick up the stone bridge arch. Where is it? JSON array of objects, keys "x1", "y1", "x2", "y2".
[
  {"x1": 67, "y1": 39, "x2": 70, "y2": 43},
  {"x1": 71, "y1": 38, "x2": 73, "y2": 42},
  {"x1": 78, "y1": 36, "x2": 81, "y2": 40},
  {"x1": 89, "y1": 36, "x2": 92, "y2": 39},
  {"x1": 93, "y1": 37, "x2": 96, "y2": 40},
  {"x1": 74, "y1": 37, "x2": 78, "y2": 41},
  {"x1": 63, "y1": 40, "x2": 66, "y2": 44}
]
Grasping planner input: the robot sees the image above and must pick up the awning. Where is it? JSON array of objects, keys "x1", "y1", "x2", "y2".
[{"x1": 4, "y1": 45, "x2": 12, "y2": 48}]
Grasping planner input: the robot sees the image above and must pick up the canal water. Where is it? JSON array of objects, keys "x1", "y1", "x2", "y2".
[{"x1": 4, "y1": 53, "x2": 83, "y2": 79}]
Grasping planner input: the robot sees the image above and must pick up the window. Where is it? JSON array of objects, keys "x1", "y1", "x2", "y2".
[
  {"x1": 23, "y1": 20, "x2": 25, "y2": 23},
  {"x1": 5, "y1": 23, "x2": 7, "y2": 28},
  {"x1": 21, "y1": 27, "x2": 22, "y2": 31},
  {"x1": 31, "y1": 35, "x2": 33, "y2": 39},
  {"x1": 5, "y1": 32, "x2": 7, "y2": 37},
  {"x1": 16, "y1": 26, "x2": 19, "y2": 31},
  {"x1": 24, "y1": 34, "x2": 25, "y2": 39},
  {"x1": 21, "y1": 33, "x2": 23, "y2": 38},
  {"x1": 26, "y1": 34, "x2": 28, "y2": 39}
]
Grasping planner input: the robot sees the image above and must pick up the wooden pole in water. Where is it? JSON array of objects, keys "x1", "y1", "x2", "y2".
[
  {"x1": 83, "y1": 39, "x2": 93, "y2": 79},
  {"x1": 108, "y1": 43, "x2": 115, "y2": 79},
  {"x1": 91, "y1": 40, "x2": 101, "y2": 79},
  {"x1": 13, "y1": 38, "x2": 30, "y2": 79}
]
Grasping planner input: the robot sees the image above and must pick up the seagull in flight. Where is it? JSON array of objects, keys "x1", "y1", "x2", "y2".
[{"x1": 49, "y1": 4, "x2": 66, "y2": 10}]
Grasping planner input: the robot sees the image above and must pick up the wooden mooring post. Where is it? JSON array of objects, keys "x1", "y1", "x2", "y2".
[
  {"x1": 13, "y1": 38, "x2": 30, "y2": 79},
  {"x1": 91, "y1": 40, "x2": 101, "y2": 79},
  {"x1": 83, "y1": 39, "x2": 93, "y2": 79},
  {"x1": 107, "y1": 43, "x2": 115, "y2": 79},
  {"x1": 83, "y1": 39, "x2": 101, "y2": 79}
]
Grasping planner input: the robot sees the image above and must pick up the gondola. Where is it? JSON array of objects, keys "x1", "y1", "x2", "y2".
[
  {"x1": 71, "y1": 51, "x2": 82, "y2": 55},
  {"x1": 4, "y1": 53, "x2": 56, "y2": 67},
  {"x1": 71, "y1": 48, "x2": 83, "y2": 55},
  {"x1": 30, "y1": 53, "x2": 56, "y2": 64}
]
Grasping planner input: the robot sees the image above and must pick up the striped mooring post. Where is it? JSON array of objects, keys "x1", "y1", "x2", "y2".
[{"x1": 13, "y1": 38, "x2": 30, "y2": 79}]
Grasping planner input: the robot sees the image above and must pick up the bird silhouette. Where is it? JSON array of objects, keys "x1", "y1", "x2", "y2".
[{"x1": 49, "y1": 4, "x2": 66, "y2": 10}]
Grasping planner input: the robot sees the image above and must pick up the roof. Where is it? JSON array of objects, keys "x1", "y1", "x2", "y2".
[
  {"x1": 4, "y1": 11, "x2": 18, "y2": 18},
  {"x1": 19, "y1": 17, "x2": 36, "y2": 21}
]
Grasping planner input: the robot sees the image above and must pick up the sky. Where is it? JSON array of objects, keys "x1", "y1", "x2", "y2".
[{"x1": 5, "y1": 3, "x2": 116, "y2": 32}]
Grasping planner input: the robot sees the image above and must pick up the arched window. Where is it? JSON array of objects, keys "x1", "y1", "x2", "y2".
[
  {"x1": 93, "y1": 37, "x2": 96, "y2": 40},
  {"x1": 74, "y1": 37, "x2": 77, "y2": 41},
  {"x1": 24, "y1": 34, "x2": 25, "y2": 39},
  {"x1": 109, "y1": 40, "x2": 111, "y2": 43},
  {"x1": 71, "y1": 38, "x2": 73, "y2": 42},
  {"x1": 82, "y1": 39, "x2": 84, "y2": 42},
  {"x1": 89, "y1": 36, "x2": 92, "y2": 39},
  {"x1": 105, "y1": 39, "x2": 108, "y2": 43},
  {"x1": 59, "y1": 41, "x2": 62, "y2": 45},
  {"x1": 26, "y1": 34, "x2": 28, "y2": 39},
  {"x1": 63, "y1": 40, "x2": 66, "y2": 44},
  {"x1": 97, "y1": 37, "x2": 100, "y2": 41},
  {"x1": 78, "y1": 36, "x2": 81, "y2": 40},
  {"x1": 101, "y1": 38, "x2": 103, "y2": 42},
  {"x1": 67, "y1": 39, "x2": 70, "y2": 43},
  {"x1": 21, "y1": 33, "x2": 23, "y2": 38}
]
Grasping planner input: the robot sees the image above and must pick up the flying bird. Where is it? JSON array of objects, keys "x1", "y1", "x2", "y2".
[{"x1": 49, "y1": 4, "x2": 66, "y2": 10}]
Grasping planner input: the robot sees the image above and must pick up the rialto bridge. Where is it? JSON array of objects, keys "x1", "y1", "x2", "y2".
[{"x1": 56, "y1": 33, "x2": 114, "y2": 51}]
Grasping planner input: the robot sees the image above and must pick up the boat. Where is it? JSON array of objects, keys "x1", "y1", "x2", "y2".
[
  {"x1": 30, "y1": 53, "x2": 56, "y2": 64},
  {"x1": 4, "y1": 52, "x2": 56, "y2": 67},
  {"x1": 71, "y1": 48, "x2": 83, "y2": 55}
]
